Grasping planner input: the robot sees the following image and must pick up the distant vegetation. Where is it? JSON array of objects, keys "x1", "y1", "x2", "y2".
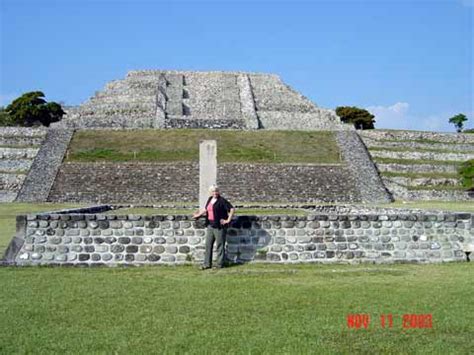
[
  {"x1": 459, "y1": 159, "x2": 474, "y2": 190},
  {"x1": 0, "y1": 91, "x2": 64, "y2": 127},
  {"x1": 335, "y1": 106, "x2": 375, "y2": 130},
  {"x1": 448, "y1": 113, "x2": 468, "y2": 133}
]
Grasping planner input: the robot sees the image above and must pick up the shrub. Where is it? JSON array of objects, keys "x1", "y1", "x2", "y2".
[{"x1": 458, "y1": 159, "x2": 474, "y2": 190}]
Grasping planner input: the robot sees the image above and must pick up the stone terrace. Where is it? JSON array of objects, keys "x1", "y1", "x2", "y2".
[
  {"x1": 359, "y1": 130, "x2": 474, "y2": 201},
  {"x1": 53, "y1": 70, "x2": 347, "y2": 130},
  {"x1": 0, "y1": 128, "x2": 47, "y2": 202}
]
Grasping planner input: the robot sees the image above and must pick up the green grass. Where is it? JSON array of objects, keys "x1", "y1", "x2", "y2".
[
  {"x1": 66, "y1": 129, "x2": 342, "y2": 164},
  {"x1": 0, "y1": 263, "x2": 472, "y2": 354},
  {"x1": 0, "y1": 203, "x2": 82, "y2": 255},
  {"x1": 377, "y1": 200, "x2": 474, "y2": 212},
  {"x1": 0, "y1": 170, "x2": 27, "y2": 174},
  {"x1": 373, "y1": 157, "x2": 462, "y2": 166},
  {"x1": 380, "y1": 171, "x2": 460, "y2": 179}
]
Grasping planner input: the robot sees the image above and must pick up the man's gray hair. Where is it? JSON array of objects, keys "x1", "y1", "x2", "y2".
[{"x1": 208, "y1": 184, "x2": 220, "y2": 193}]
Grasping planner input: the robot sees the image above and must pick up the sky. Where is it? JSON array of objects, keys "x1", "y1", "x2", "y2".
[{"x1": 0, "y1": 0, "x2": 472, "y2": 132}]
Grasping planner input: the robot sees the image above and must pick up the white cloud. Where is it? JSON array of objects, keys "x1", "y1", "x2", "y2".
[
  {"x1": 366, "y1": 102, "x2": 411, "y2": 130},
  {"x1": 365, "y1": 102, "x2": 469, "y2": 132}
]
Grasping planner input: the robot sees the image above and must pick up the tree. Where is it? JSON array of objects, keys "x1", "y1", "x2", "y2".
[
  {"x1": 335, "y1": 106, "x2": 375, "y2": 130},
  {"x1": 448, "y1": 113, "x2": 468, "y2": 133},
  {"x1": 0, "y1": 106, "x2": 15, "y2": 126},
  {"x1": 5, "y1": 91, "x2": 65, "y2": 127}
]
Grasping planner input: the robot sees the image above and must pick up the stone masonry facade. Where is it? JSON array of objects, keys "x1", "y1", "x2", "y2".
[
  {"x1": 4, "y1": 210, "x2": 472, "y2": 266},
  {"x1": 48, "y1": 162, "x2": 361, "y2": 203},
  {"x1": 52, "y1": 70, "x2": 348, "y2": 131}
]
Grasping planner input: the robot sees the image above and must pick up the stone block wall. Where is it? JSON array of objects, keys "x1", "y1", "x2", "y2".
[
  {"x1": 0, "y1": 127, "x2": 47, "y2": 202},
  {"x1": 47, "y1": 162, "x2": 361, "y2": 203},
  {"x1": 5, "y1": 211, "x2": 472, "y2": 266}
]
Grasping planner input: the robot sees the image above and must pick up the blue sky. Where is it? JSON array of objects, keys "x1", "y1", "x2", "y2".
[{"x1": 0, "y1": 0, "x2": 472, "y2": 131}]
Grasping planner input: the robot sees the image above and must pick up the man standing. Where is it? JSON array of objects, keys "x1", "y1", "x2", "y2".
[{"x1": 193, "y1": 185, "x2": 235, "y2": 270}]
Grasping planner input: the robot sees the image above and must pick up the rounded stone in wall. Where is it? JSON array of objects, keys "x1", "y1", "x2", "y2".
[
  {"x1": 153, "y1": 245, "x2": 165, "y2": 254},
  {"x1": 96, "y1": 245, "x2": 109, "y2": 253},
  {"x1": 132, "y1": 237, "x2": 143, "y2": 244},
  {"x1": 111, "y1": 244, "x2": 125, "y2": 253},
  {"x1": 135, "y1": 254, "x2": 147, "y2": 262},
  {"x1": 165, "y1": 246, "x2": 178, "y2": 254},
  {"x1": 125, "y1": 254, "x2": 135, "y2": 262},
  {"x1": 78, "y1": 254, "x2": 90, "y2": 261},
  {"x1": 289, "y1": 253, "x2": 299, "y2": 260},
  {"x1": 102, "y1": 253, "x2": 113, "y2": 261},
  {"x1": 147, "y1": 254, "x2": 160, "y2": 262},
  {"x1": 31, "y1": 252, "x2": 42, "y2": 260},
  {"x1": 178, "y1": 246, "x2": 190, "y2": 254},
  {"x1": 118, "y1": 237, "x2": 131, "y2": 244},
  {"x1": 126, "y1": 245, "x2": 138, "y2": 253},
  {"x1": 161, "y1": 255, "x2": 176, "y2": 262},
  {"x1": 140, "y1": 245, "x2": 153, "y2": 253}
]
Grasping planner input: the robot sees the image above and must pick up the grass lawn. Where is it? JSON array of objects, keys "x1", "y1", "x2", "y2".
[
  {"x1": 66, "y1": 129, "x2": 342, "y2": 164},
  {"x1": 0, "y1": 263, "x2": 472, "y2": 353}
]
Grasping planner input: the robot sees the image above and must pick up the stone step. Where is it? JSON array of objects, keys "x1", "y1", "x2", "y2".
[
  {"x1": 0, "y1": 148, "x2": 39, "y2": 159},
  {"x1": 359, "y1": 130, "x2": 474, "y2": 144},
  {"x1": 0, "y1": 127, "x2": 47, "y2": 138},
  {"x1": 0, "y1": 173, "x2": 26, "y2": 191},
  {"x1": 370, "y1": 149, "x2": 473, "y2": 162},
  {"x1": 0, "y1": 136, "x2": 44, "y2": 146},
  {"x1": 0, "y1": 159, "x2": 32, "y2": 172},
  {"x1": 89, "y1": 95, "x2": 157, "y2": 104},
  {"x1": 362, "y1": 137, "x2": 474, "y2": 152},
  {"x1": 376, "y1": 163, "x2": 459, "y2": 174},
  {"x1": 381, "y1": 178, "x2": 471, "y2": 201},
  {"x1": 387, "y1": 176, "x2": 461, "y2": 187},
  {"x1": 0, "y1": 191, "x2": 18, "y2": 202}
]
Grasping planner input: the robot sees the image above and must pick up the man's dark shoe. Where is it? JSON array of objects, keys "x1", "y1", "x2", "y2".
[{"x1": 200, "y1": 265, "x2": 212, "y2": 270}]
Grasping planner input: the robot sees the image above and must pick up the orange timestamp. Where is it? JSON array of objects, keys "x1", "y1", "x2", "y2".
[{"x1": 346, "y1": 314, "x2": 433, "y2": 329}]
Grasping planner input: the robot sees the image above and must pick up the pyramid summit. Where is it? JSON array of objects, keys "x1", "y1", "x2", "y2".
[{"x1": 54, "y1": 70, "x2": 347, "y2": 130}]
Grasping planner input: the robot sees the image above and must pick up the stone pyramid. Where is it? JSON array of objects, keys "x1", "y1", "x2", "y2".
[{"x1": 54, "y1": 70, "x2": 346, "y2": 130}]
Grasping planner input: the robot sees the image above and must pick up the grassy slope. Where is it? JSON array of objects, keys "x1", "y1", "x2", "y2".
[
  {"x1": 66, "y1": 129, "x2": 342, "y2": 164},
  {"x1": 0, "y1": 263, "x2": 472, "y2": 353}
]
